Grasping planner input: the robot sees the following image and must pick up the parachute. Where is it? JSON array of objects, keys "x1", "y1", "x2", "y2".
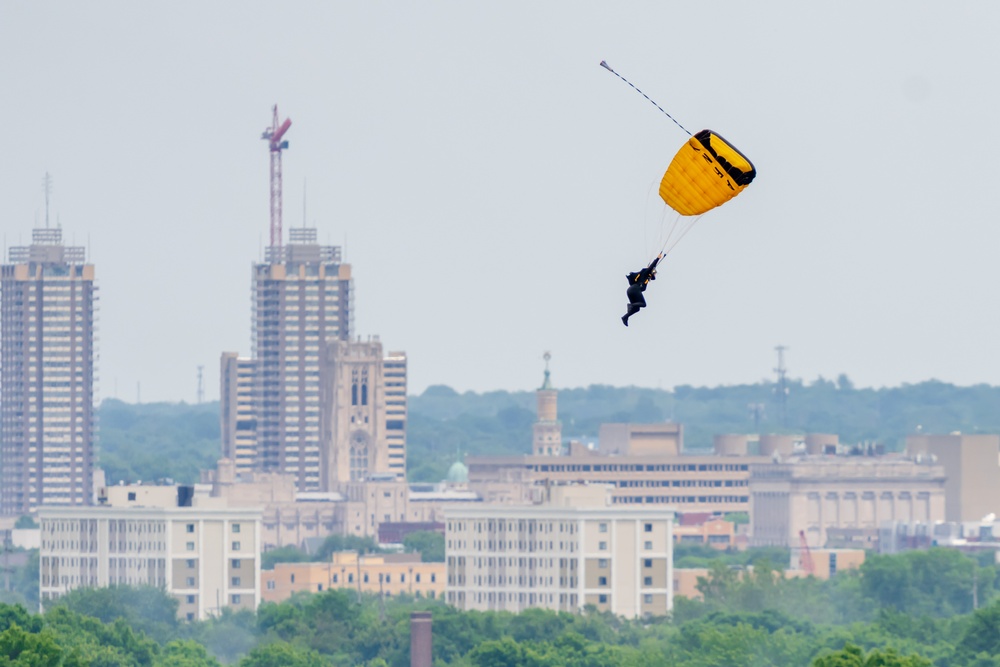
[
  {"x1": 659, "y1": 129, "x2": 756, "y2": 217},
  {"x1": 600, "y1": 61, "x2": 756, "y2": 255}
]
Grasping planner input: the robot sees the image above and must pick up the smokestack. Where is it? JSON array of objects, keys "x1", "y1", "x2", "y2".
[{"x1": 410, "y1": 611, "x2": 432, "y2": 667}]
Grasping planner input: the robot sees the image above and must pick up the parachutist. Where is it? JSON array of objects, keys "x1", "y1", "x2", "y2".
[{"x1": 621, "y1": 254, "x2": 662, "y2": 327}]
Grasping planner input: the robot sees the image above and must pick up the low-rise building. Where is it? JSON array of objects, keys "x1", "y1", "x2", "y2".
[
  {"x1": 446, "y1": 484, "x2": 675, "y2": 619},
  {"x1": 261, "y1": 551, "x2": 444, "y2": 603}
]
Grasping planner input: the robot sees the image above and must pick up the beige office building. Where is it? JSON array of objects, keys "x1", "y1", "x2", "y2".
[
  {"x1": 906, "y1": 434, "x2": 1000, "y2": 523},
  {"x1": 467, "y1": 369, "x2": 768, "y2": 515},
  {"x1": 445, "y1": 485, "x2": 675, "y2": 619},
  {"x1": 750, "y1": 456, "x2": 946, "y2": 549},
  {"x1": 261, "y1": 551, "x2": 445, "y2": 603},
  {"x1": 38, "y1": 500, "x2": 262, "y2": 621}
]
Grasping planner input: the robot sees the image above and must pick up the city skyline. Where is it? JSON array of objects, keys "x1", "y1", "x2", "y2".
[{"x1": 4, "y1": 2, "x2": 1000, "y2": 403}]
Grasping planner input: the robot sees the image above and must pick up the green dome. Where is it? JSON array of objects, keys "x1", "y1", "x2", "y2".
[{"x1": 446, "y1": 460, "x2": 469, "y2": 483}]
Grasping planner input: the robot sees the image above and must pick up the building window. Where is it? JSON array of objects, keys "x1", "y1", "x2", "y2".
[
  {"x1": 232, "y1": 541, "x2": 241, "y2": 551},
  {"x1": 644, "y1": 523, "x2": 653, "y2": 533},
  {"x1": 333, "y1": 574, "x2": 339, "y2": 583},
  {"x1": 598, "y1": 541, "x2": 607, "y2": 551},
  {"x1": 186, "y1": 559, "x2": 196, "y2": 568},
  {"x1": 598, "y1": 594, "x2": 608, "y2": 604},
  {"x1": 128, "y1": 492, "x2": 136, "y2": 501},
  {"x1": 644, "y1": 541, "x2": 652, "y2": 550},
  {"x1": 644, "y1": 594, "x2": 653, "y2": 604},
  {"x1": 232, "y1": 559, "x2": 241, "y2": 569},
  {"x1": 231, "y1": 577, "x2": 241, "y2": 587},
  {"x1": 598, "y1": 576, "x2": 607, "y2": 586},
  {"x1": 186, "y1": 524, "x2": 195, "y2": 533},
  {"x1": 643, "y1": 576, "x2": 653, "y2": 586},
  {"x1": 291, "y1": 574, "x2": 296, "y2": 584},
  {"x1": 364, "y1": 574, "x2": 369, "y2": 583},
  {"x1": 186, "y1": 612, "x2": 195, "y2": 621},
  {"x1": 599, "y1": 523, "x2": 608, "y2": 533},
  {"x1": 231, "y1": 594, "x2": 241, "y2": 604},
  {"x1": 401, "y1": 574, "x2": 406, "y2": 583},
  {"x1": 431, "y1": 573, "x2": 436, "y2": 583},
  {"x1": 186, "y1": 595, "x2": 195, "y2": 604},
  {"x1": 232, "y1": 524, "x2": 241, "y2": 534},
  {"x1": 348, "y1": 574, "x2": 354, "y2": 583},
  {"x1": 186, "y1": 542, "x2": 195, "y2": 551},
  {"x1": 598, "y1": 559, "x2": 608, "y2": 568},
  {"x1": 266, "y1": 581, "x2": 275, "y2": 590},
  {"x1": 186, "y1": 577, "x2": 195, "y2": 586}
]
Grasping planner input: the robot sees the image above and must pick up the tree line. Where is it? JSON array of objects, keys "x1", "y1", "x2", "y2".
[
  {"x1": 1, "y1": 547, "x2": 1000, "y2": 665},
  {"x1": 95, "y1": 379, "x2": 1000, "y2": 484}
]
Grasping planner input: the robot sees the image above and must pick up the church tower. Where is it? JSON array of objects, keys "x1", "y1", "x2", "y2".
[{"x1": 532, "y1": 352, "x2": 562, "y2": 456}]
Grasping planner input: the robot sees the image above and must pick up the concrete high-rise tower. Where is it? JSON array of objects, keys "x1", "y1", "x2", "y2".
[
  {"x1": 533, "y1": 352, "x2": 562, "y2": 456},
  {"x1": 1, "y1": 227, "x2": 96, "y2": 514},
  {"x1": 252, "y1": 228, "x2": 353, "y2": 491}
]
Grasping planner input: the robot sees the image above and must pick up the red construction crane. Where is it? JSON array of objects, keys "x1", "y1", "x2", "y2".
[
  {"x1": 261, "y1": 105, "x2": 292, "y2": 253},
  {"x1": 799, "y1": 530, "x2": 815, "y2": 576}
]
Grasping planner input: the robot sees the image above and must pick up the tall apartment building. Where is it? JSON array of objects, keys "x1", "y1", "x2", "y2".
[
  {"x1": 38, "y1": 491, "x2": 262, "y2": 620},
  {"x1": 319, "y1": 337, "x2": 407, "y2": 486},
  {"x1": 445, "y1": 484, "x2": 675, "y2": 618},
  {"x1": 1, "y1": 227, "x2": 96, "y2": 515},
  {"x1": 220, "y1": 353, "x2": 257, "y2": 472},
  {"x1": 252, "y1": 227, "x2": 353, "y2": 491}
]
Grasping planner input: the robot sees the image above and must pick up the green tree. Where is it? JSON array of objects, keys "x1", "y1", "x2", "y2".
[
  {"x1": 238, "y1": 641, "x2": 328, "y2": 667},
  {"x1": 812, "y1": 643, "x2": 932, "y2": 667},
  {"x1": 155, "y1": 639, "x2": 222, "y2": 667},
  {"x1": 402, "y1": 531, "x2": 444, "y2": 563}
]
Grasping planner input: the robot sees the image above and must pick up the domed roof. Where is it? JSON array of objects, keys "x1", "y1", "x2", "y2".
[{"x1": 446, "y1": 460, "x2": 469, "y2": 483}]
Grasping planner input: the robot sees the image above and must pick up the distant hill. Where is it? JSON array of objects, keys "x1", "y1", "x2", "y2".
[{"x1": 96, "y1": 379, "x2": 1000, "y2": 484}]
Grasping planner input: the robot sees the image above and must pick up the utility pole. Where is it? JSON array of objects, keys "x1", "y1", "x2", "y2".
[{"x1": 773, "y1": 345, "x2": 789, "y2": 428}]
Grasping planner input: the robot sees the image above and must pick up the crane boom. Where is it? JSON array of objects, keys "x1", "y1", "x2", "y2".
[{"x1": 262, "y1": 105, "x2": 292, "y2": 255}]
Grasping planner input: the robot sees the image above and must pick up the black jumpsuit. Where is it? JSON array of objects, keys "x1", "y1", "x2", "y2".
[{"x1": 621, "y1": 256, "x2": 661, "y2": 326}]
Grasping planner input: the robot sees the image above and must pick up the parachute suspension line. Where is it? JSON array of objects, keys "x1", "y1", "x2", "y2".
[
  {"x1": 657, "y1": 209, "x2": 682, "y2": 258},
  {"x1": 661, "y1": 214, "x2": 705, "y2": 256},
  {"x1": 600, "y1": 61, "x2": 692, "y2": 137}
]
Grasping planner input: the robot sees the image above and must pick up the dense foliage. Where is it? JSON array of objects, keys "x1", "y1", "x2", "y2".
[
  {"x1": 1, "y1": 548, "x2": 999, "y2": 665},
  {"x1": 99, "y1": 399, "x2": 220, "y2": 484}
]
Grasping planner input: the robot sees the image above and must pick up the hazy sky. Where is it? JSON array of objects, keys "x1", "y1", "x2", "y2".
[{"x1": 3, "y1": 2, "x2": 999, "y2": 403}]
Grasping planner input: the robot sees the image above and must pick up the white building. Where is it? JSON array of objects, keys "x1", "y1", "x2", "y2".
[
  {"x1": 38, "y1": 489, "x2": 262, "y2": 621},
  {"x1": 445, "y1": 484, "x2": 675, "y2": 619}
]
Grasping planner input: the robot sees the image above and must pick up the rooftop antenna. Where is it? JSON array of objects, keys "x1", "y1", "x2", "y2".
[
  {"x1": 42, "y1": 172, "x2": 52, "y2": 228},
  {"x1": 774, "y1": 345, "x2": 789, "y2": 428}
]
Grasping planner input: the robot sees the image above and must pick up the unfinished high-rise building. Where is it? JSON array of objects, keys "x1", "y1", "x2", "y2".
[
  {"x1": 252, "y1": 228, "x2": 353, "y2": 491},
  {"x1": 1, "y1": 227, "x2": 96, "y2": 514}
]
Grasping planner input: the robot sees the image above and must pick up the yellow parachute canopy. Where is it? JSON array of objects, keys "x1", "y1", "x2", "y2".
[{"x1": 659, "y1": 129, "x2": 756, "y2": 217}]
